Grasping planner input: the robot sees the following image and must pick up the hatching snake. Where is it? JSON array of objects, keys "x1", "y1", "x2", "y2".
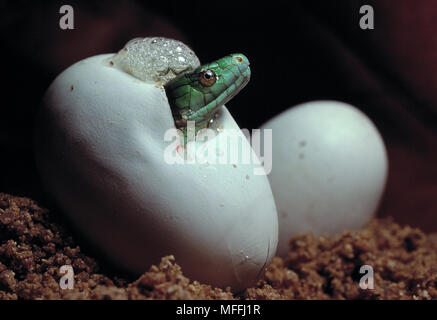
[{"x1": 165, "y1": 53, "x2": 251, "y2": 138}]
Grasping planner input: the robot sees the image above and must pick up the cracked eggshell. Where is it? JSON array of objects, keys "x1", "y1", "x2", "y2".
[
  {"x1": 261, "y1": 101, "x2": 388, "y2": 257},
  {"x1": 34, "y1": 54, "x2": 278, "y2": 291}
]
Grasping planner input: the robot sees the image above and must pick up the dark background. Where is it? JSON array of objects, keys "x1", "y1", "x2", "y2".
[{"x1": 1, "y1": 0, "x2": 437, "y2": 232}]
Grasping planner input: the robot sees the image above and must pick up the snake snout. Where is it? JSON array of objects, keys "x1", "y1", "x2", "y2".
[
  {"x1": 230, "y1": 53, "x2": 250, "y2": 81},
  {"x1": 231, "y1": 53, "x2": 250, "y2": 65}
]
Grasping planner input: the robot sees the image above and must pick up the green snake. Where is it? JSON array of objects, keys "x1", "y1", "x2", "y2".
[{"x1": 165, "y1": 53, "x2": 250, "y2": 139}]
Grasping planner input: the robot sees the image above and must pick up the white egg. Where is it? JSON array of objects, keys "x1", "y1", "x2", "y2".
[
  {"x1": 34, "y1": 46, "x2": 278, "y2": 290},
  {"x1": 260, "y1": 101, "x2": 388, "y2": 257}
]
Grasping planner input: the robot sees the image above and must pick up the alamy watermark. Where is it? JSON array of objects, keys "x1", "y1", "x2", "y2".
[
  {"x1": 163, "y1": 121, "x2": 272, "y2": 175},
  {"x1": 59, "y1": 5, "x2": 74, "y2": 30},
  {"x1": 359, "y1": 265, "x2": 374, "y2": 289},
  {"x1": 59, "y1": 265, "x2": 74, "y2": 289},
  {"x1": 359, "y1": 5, "x2": 374, "y2": 30}
]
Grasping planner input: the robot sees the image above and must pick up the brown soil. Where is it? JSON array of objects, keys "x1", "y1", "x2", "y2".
[{"x1": 0, "y1": 192, "x2": 436, "y2": 300}]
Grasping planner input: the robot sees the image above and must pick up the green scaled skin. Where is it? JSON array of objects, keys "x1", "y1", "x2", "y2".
[{"x1": 165, "y1": 53, "x2": 251, "y2": 140}]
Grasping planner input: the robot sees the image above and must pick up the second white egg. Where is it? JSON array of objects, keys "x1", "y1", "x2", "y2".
[{"x1": 260, "y1": 101, "x2": 388, "y2": 256}]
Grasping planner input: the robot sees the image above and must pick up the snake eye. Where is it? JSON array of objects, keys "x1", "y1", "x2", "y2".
[{"x1": 199, "y1": 69, "x2": 217, "y2": 87}]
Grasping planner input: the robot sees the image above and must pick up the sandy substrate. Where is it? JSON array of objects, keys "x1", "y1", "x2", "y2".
[{"x1": 0, "y1": 192, "x2": 436, "y2": 300}]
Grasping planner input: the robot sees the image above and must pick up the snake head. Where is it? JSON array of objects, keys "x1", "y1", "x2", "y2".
[{"x1": 165, "y1": 53, "x2": 251, "y2": 136}]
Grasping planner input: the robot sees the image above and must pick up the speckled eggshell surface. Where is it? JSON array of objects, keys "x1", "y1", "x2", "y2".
[
  {"x1": 261, "y1": 101, "x2": 388, "y2": 257},
  {"x1": 34, "y1": 49, "x2": 278, "y2": 291}
]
